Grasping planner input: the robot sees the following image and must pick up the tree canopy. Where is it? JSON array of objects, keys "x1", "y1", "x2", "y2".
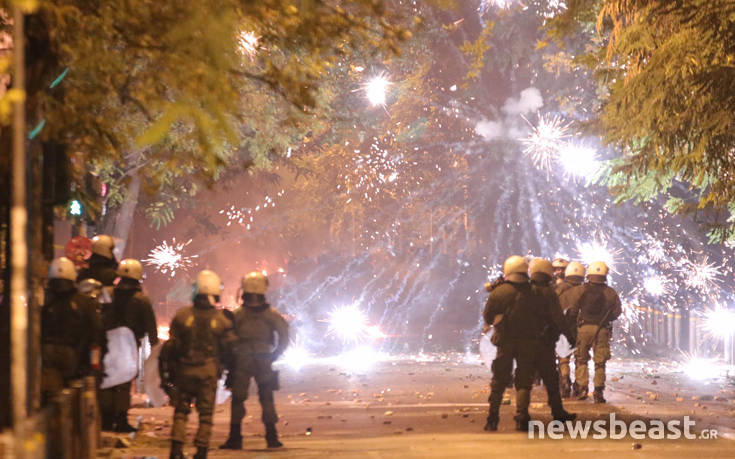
[{"x1": 549, "y1": 0, "x2": 735, "y2": 243}]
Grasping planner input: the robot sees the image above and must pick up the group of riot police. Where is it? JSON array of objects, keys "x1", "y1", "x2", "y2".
[
  {"x1": 482, "y1": 255, "x2": 622, "y2": 431},
  {"x1": 42, "y1": 234, "x2": 157, "y2": 433},
  {"x1": 40, "y1": 235, "x2": 290, "y2": 459},
  {"x1": 161, "y1": 269, "x2": 289, "y2": 459}
]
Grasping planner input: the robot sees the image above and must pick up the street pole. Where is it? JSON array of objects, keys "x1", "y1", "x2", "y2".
[{"x1": 11, "y1": 5, "x2": 28, "y2": 458}]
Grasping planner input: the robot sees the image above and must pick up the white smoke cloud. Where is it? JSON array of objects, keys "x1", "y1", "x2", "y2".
[
  {"x1": 474, "y1": 87, "x2": 544, "y2": 141},
  {"x1": 475, "y1": 119, "x2": 505, "y2": 140},
  {"x1": 502, "y1": 87, "x2": 544, "y2": 116}
]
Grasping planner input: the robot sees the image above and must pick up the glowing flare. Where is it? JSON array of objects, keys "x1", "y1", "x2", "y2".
[
  {"x1": 328, "y1": 305, "x2": 369, "y2": 343},
  {"x1": 559, "y1": 143, "x2": 599, "y2": 178},
  {"x1": 364, "y1": 74, "x2": 390, "y2": 107},
  {"x1": 703, "y1": 306, "x2": 735, "y2": 339}
]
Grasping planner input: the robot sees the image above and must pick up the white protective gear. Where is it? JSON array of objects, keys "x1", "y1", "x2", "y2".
[
  {"x1": 503, "y1": 255, "x2": 529, "y2": 283},
  {"x1": 565, "y1": 261, "x2": 586, "y2": 278},
  {"x1": 529, "y1": 257, "x2": 554, "y2": 277},
  {"x1": 91, "y1": 234, "x2": 116, "y2": 259},
  {"x1": 117, "y1": 258, "x2": 143, "y2": 280},
  {"x1": 587, "y1": 261, "x2": 609, "y2": 280},
  {"x1": 241, "y1": 271, "x2": 269, "y2": 295},
  {"x1": 193, "y1": 270, "x2": 223, "y2": 296},
  {"x1": 552, "y1": 258, "x2": 569, "y2": 269},
  {"x1": 48, "y1": 257, "x2": 78, "y2": 281}
]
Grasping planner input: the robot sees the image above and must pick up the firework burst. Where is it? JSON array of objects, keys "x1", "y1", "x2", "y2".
[
  {"x1": 680, "y1": 256, "x2": 722, "y2": 294},
  {"x1": 520, "y1": 114, "x2": 571, "y2": 172},
  {"x1": 143, "y1": 238, "x2": 198, "y2": 277}
]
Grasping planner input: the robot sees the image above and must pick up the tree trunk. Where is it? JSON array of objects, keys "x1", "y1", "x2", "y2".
[{"x1": 101, "y1": 172, "x2": 141, "y2": 256}]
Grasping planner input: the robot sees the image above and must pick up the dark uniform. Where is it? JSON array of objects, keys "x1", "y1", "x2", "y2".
[
  {"x1": 222, "y1": 296, "x2": 289, "y2": 448},
  {"x1": 556, "y1": 275, "x2": 584, "y2": 397},
  {"x1": 530, "y1": 277, "x2": 576, "y2": 421},
  {"x1": 78, "y1": 253, "x2": 118, "y2": 287},
  {"x1": 100, "y1": 278, "x2": 159, "y2": 431},
  {"x1": 483, "y1": 281, "x2": 542, "y2": 430},
  {"x1": 565, "y1": 281, "x2": 622, "y2": 401},
  {"x1": 167, "y1": 295, "x2": 236, "y2": 455},
  {"x1": 41, "y1": 279, "x2": 104, "y2": 405}
]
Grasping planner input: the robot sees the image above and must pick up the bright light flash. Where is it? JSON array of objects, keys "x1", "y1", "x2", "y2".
[
  {"x1": 559, "y1": 144, "x2": 600, "y2": 178},
  {"x1": 703, "y1": 306, "x2": 735, "y2": 339},
  {"x1": 682, "y1": 357, "x2": 723, "y2": 381},
  {"x1": 364, "y1": 74, "x2": 390, "y2": 107},
  {"x1": 328, "y1": 305, "x2": 369, "y2": 343},
  {"x1": 334, "y1": 346, "x2": 384, "y2": 372},
  {"x1": 577, "y1": 239, "x2": 618, "y2": 270},
  {"x1": 238, "y1": 30, "x2": 260, "y2": 57},
  {"x1": 643, "y1": 275, "x2": 668, "y2": 297},
  {"x1": 277, "y1": 344, "x2": 312, "y2": 371}
]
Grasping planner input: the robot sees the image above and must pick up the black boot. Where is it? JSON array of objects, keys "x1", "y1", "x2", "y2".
[
  {"x1": 573, "y1": 382, "x2": 588, "y2": 400},
  {"x1": 483, "y1": 416, "x2": 498, "y2": 431},
  {"x1": 593, "y1": 386, "x2": 606, "y2": 404},
  {"x1": 193, "y1": 446, "x2": 208, "y2": 459},
  {"x1": 114, "y1": 412, "x2": 138, "y2": 433},
  {"x1": 265, "y1": 423, "x2": 283, "y2": 448},
  {"x1": 169, "y1": 441, "x2": 184, "y2": 459},
  {"x1": 553, "y1": 410, "x2": 577, "y2": 422},
  {"x1": 514, "y1": 412, "x2": 531, "y2": 432},
  {"x1": 219, "y1": 424, "x2": 243, "y2": 450}
]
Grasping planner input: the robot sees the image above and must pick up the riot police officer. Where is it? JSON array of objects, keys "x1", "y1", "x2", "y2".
[
  {"x1": 167, "y1": 270, "x2": 236, "y2": 459},
  {"x1": 100, "y1": 258, "x2": 158, "y2": 432},
  {"x1": 566, "y1": 261, "x2": 622, "y2": 403},
  {"x1": 41, "y1": 257, "x2": 104, "y2": 405},
  {"x1": 528, "y1": 258, "x2": 576, "y2": 422},
  {"x1": 77, "y1": 234, "x2": 118, "y2": 289},
  {"x1": 482, "y1": 255, "x2": 540, "y2": 431},
  {"x1": 551, "y1": 258, "x2": 568, "y2": 286},
  {"x1": 556, "y1": 261, "x2": 585, "y2": 398},
  {"x1": 220, "y1": 271, "x2": 290, "y2": 450}
]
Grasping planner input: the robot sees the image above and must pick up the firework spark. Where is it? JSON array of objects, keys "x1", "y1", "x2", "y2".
[
  {"x1": 143, "y1": 238, "x2": 198, "y2": 277},
  {"x1": 681, "y1": 256, "x2": 722, "y2": 293},
  {"x1": 238, "y1": 30, "x2": 260, "y2": 58},
  {"x1": 520, "y1": 114, "x2": 571, "y2": 172},
  {"x1": 219, "y1": 191, "x2": 285, "y2": 228},
  {"x1": 643, "y1": 274, "x2": 669, "y2": 297},
  {"x1": 576, "y1": 237, "x2": 620, "y2": 271}
]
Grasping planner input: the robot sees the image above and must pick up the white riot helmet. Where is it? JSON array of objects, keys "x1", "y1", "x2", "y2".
[
  {"x1": 503, "y1": 255, "x2": 529, "y2": 283},
  {"x1": 193, "y1": 270, "x2": 223, "y2": 296},
  {"x1": 587, "y1": 261, "x2": 609, "y2": 283},
  {"x1": 48, "y1": 257, "x2": 77, "y2": 281},
  {"x1": 565, "y1": 261, "x2": 585, "y2": 278},
  {"x1": 117, "y1": 258, "x2": 143, "y2": 280},
  {"x1": 529, "y1": 257, "x2": 553, "y2": 279},
  {"x1": 91, "y1": 234, "x2": 116, "y2": 259},
  {"x1": 241, "y1": 271, "x2": 268, "y2": 295}
]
